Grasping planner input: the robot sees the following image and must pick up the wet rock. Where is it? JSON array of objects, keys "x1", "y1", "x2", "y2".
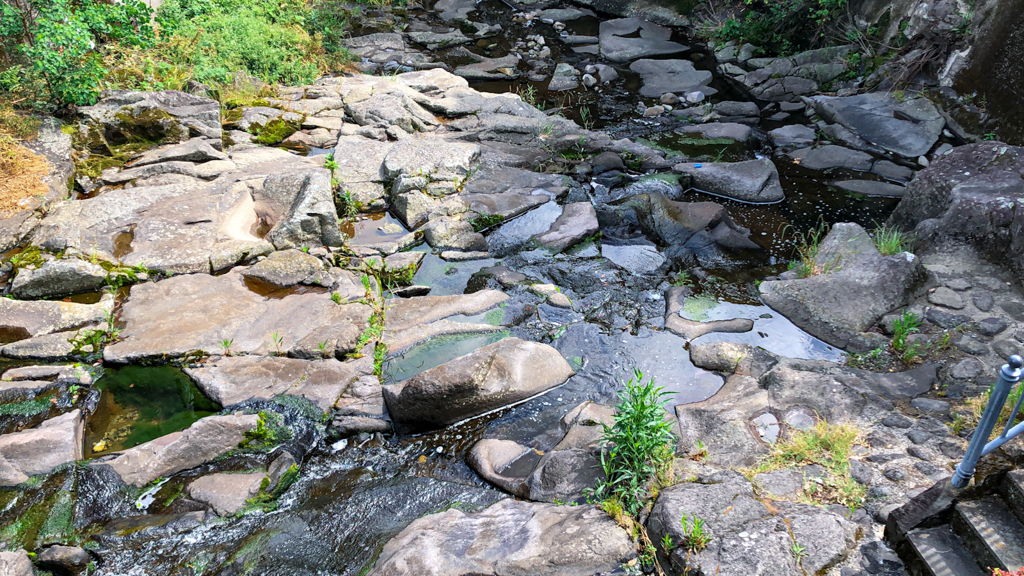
[
  {"x1": 622, "y1": 193, "x2": 758, "y2": 252},
  {"x1": 689, "y1": 341, "x2": 779, "y2": 378},
  {"x1": 789, "y1": 145, "x2": 874, "y2": 171},
  {"x1": 599, "y1": 18, "x2": 687, "y2": 62},
  {"x1": 759, "y1": 223, "x2": 926, "y2": 351},
  {"x1": 187, "y1": 471, "x2": 267, "y2": 516},
  {"x1": 102, "y1": 413, "x2": 260, "y2": 487},
  {"x1": 675, "y1": 159, "x2": 784, "y2": 203},
  {"x1": 104, "y1": 271, "x2": 370, "y2": 363},
  {"x1": 455, "y1": 54, "x2": 521, "y2": 82},
  {"x1": 832, "y1": 180, "x2": 906, "y2": 197},
  {"x1": 383, "y1": 338, "x2": 574, "y2": 433},
  {"x1": 648, "y1": 474, "x2": 855, "y2": 576},
  {"x1": 10, "y1": 258, "x2": 108, "y2": 299},
  {"x1": 872, "y1": 160, "x2": 915, "y2": 183},
  {"x1": 0, "y1": 410, "x2": 83, "y2": 485},
  {"x1": 527, "y1": 448, "x2": 602, "y2": 502},
  {"x1": 185, "y1": 356, "x2": 373, "y2": 412},
  {"x1": 0, "y1": 294, "x2": 113, "y2": 341},
  {"x1": 665, "y1": 288, "x2": 754, "y2": 339},
  {"x1": 927, "y1": 287, "x2": 965, "y2": 309},
  {"x1": 241, "y1": 249, "x2": 326, "y2": 288},
  {"x1": 0, "y1": 550, "x2": 35, "y2": 576},
  {"x1": 547, "y1": 63, "x2": 579, "y2": 91},
  {"x1": 423, "y1": 219, "x2": 487, "y2": 252},
  {"x1": 407, "y1": 29, "x2": 471, "y2": 51},
  {"x1": 807, "y1": 93, "x2": 944, "y2": 159},
  {"x1": 328, "y1": 414, "x2": 391, "y2": 438},
  {"x1": 36, "y1": 545, "x2": 91, "y2": 575},
  {"x1": 600, "y1": 243, "x2": 666, "y2": 275},
  {"x1": 467, "y1": 439, "x2": 531, "y2": 497},
  {"x1": 630, "y1": 59, "x2": 713, "y2": 98},
  {"x1": 679, "y1": 122, "x2": 752, "y2": 143},
  {"x1": 366, "y1": 499, "x2": 634, "y2": 576}
]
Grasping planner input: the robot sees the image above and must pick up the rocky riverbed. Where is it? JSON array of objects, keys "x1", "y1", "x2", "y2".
[{"x1": 2, "y1": 0, "x2": 1023, "y2": 575}]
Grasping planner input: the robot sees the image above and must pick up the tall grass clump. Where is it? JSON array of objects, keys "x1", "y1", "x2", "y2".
[{"x1": 872, "y1": 223, "x2": 912, "y2": 256}]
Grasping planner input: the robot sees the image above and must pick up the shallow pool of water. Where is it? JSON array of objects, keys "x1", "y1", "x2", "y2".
[
  {"x1": 411, "y1": 248, "x2": 496, "y2": 296},
  {"x1": 85, "y1": 365, "x2": 219, "y2": 458},
  {"x1": 340, "y1": 212, "x2": 410, "y2": 246}
]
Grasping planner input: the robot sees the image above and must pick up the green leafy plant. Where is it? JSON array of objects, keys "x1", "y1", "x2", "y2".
[
  {"x1": 517, "y1": 84, "x2": 538, "y2": 106},
  {"x1": 789, "y1": 222, "x2": 836, "y2": 279},
  {"x1": 661, "y1": 533, "x2": 676, "y2": 555},
  {"x1": 471, "y1": 213, "x2": 505, "y2": 232},
  {"x1": 680, "y1": 514, "x2": 712, "y2": 553},
  {"x1": 587, "y1": 369, "x2": 676, "y2": 516},
  {"x1": 670, "y1": 271, "x2": 693, "y2": 287},
  {"x1": 891, "y1": 310, "x2": 922, "y2": 352},
  {"x1": 219, "y1": 338, "x2": 234, "y2": 356},
  {"x1": 791, "y1": 541, "x2": 808, "y2": 561},
  {"x1": 331, "y1": 291, "x2": 343, "y2": 304},
  {"x1": 270, "y1": 331, "x2": 284, "y2": 355}
]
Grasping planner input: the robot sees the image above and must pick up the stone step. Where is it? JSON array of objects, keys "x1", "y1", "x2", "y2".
[
  {"x1": 903, "y1": 525, "x2": 986, "y2": 576},
  {"x1": 1003, "y1": 469, "x2": 1024, "y2": 527},
  {"x1": 954, "y1": 496, "x2": 1024, "y2": 572}
]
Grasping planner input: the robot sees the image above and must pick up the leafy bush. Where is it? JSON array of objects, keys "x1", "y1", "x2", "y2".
[
  {"x1": 1, "y1": 0, "x2": 154, "y2": 106},
  {"x1": 589, "y1": 369, "x2": 676, "y2": 516},
  {"x1": 711, "y1": 0, "x2": 849, "y2": 55}
]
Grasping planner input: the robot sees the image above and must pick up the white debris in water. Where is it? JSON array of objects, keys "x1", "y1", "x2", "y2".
[
  {"x1": 436, "y1": 446, "x2": 444, "y2": 454},
  {"x1": 331, "y1": 439, "x2": 349, "y2": 452},
  {"x1": 136, "y1": 478, "x2": 170, "y2": 511}
]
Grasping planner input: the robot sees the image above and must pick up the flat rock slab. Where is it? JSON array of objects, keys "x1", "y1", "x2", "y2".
[
  {"x1": 0, "y1": 410, "x2": 83, "y2": 485},
  {"x1": 241, "y1": 249, "x2": 326, "y2": 288},
  {"x1": 833, "y1": 179, "x2": 906, "y2": 197},
  {"x1": 11, "y1": 258, "x2": 108, "y2": 299},
  {"x1": 187, "y1": 471, "x2": 267, "y2": 516},
  {"x1": 601, "y1": 243, "x2": 666, "y2": 275},
  {"x1": 630, "y1": 59, "x2": 714, "y2": 98},
  {"x1": 185, "y1": 356, "x2": 373, "y2": 412},
  {"x1": 383, "y1": 337, "x2": 574, "y2": 433},
  {"x1": 102, "y1": 413, "x2": 260, "y2": 487},
  {"x1": 128, "y1": 139, "x2": 228, "y2": 168},
  {"x1": 1, "y1": 294, "x2": 114, "y2": 341},
  {"x1": 104, "y1": 271, "x2": 370, "y2": 363},
  {"x1": 789, "y1": 145, "x2": 874, "y2": 171},
  {"x1": 366, "y1": 499, "x2": 634, "y2": 576},
  {"x1": 675, "y1": 159, "x2": 784, "y2": 203},
  {"x1": 599, "y1": 18, "x2": 687, "y2": 62},
  {"x1": 809, "y1": 93, "x2": 944, "y2": 159}
]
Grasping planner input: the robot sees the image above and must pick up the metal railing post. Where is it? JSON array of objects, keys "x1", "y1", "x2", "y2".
[{"x1": 952, "y1": 355, "x2": 1024, "y2": 489}]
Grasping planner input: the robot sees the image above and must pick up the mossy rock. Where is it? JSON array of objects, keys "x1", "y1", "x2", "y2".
[
  {"x1": 252, "y1": 118, "x2": 299, "y2": 145},
  {"x1": 110, "y1": 107, "x2": 187, "y2": 145}
]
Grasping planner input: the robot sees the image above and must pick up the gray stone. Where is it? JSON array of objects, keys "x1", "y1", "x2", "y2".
[
  {"x1": 187, "y1": 471, "x2": 267, "y2": 516},
  {"x1": 926, "y1": 308, "x2": 970, "y2": 329},
  {"x1": 630, "y1": 59, "x2": 713, "y2": 98},
  {"x1": 769, "y1": 124, "x2": 816, "y2": 150},
  {"x1": 382, "y1": 138, "x2": 480, "y2": 182},
  {"x1": 547, "y1": 63, "x2": 579, "y2": 91},
  {"x1": 872, "y1": 160, "x2": 915, "y2": 182},
  {"x1": 0, "y1": 550, "x2": 35, "y2": 576},
  {"x1": 533, "y1": 202, "x2": 598, "y2": 253},
  {"x1": 79, "y1": 90, "x2": 222, "y2": 146},
  {"x1": 129, "y1": 139, "x2": 229, "y2": 167},
  {"x1": 883, "y1": 467, "x2": 907, "y2": 481},
  {"x1": 601, "y1": 243, "x2": 666, "y2": 275},
  {"x1": 950, "y1": 358, "x2": 984, "y2": 379},
  {"x1": 467, "y1": 439, "x2": 531, "y2": 497},
  {"x1": 0, "y1": 294, "x2": 114, "y2": 341},
  {"x1": 977, "y1": 317, "x2": 1008, "y2": 336},
  {"x1": 907, "y1": 429, "x2": 932, "y2": 445},
  {"x1": 832, "y1": 180, "x2": 906, "y2": 197},
  {"x1": 241, "y1": 249, "x2": 326, "y2": 288},
  {"x1": 789, "y1": 145, "x2": 874, "y2": 171},
  {"x1": 882, "y1": 413, "x2": 914, "y2": 429},
  {"x1": 675, "y1": 159, "x2": 784, "y2": 203},
  {"x1": 927, "y1": 287, "x2": 965, "y2": 309},
  {"x1": 528, "y1": 448, "x2": 603, "y2": 502},
  {"x1": 383, "y1": 338, "x2": 575, "y2": 433},
  {"x1": 103, "y1": 413, "x2": 260, "y2": 487},
  {"x1": 993, "y1": 339, "x2": 1022, "y2": 360},
  {"x1": 754, "y1": 468, "x2": 805, "y2": 497},
  {"x1": 423, "y1": 219, "x2": 487, "y2": 252},
  {"x1": 406, "y1": 29, "x2": 472, "y2": 50},
  {"x1": 11, "y1": 258, "x2": 108, "y2": 299},
  {"x1": 849, "y1": 459, "x2": 873, "y2": 485},
  {"x1": 366, "y1": 499, "x2": 635, "y2": 576},
  {"x1": 908, "y1": 446, "x2": 935, "y2": 461},
  {"x1": 36, "y1": 545, "x2": 91, "y2": 575},
  {"x1": 973, "y1": 291, "x2": 995, "y2": 312},
  {"x1": 679, "y1": 122, "x2": 752, "y2": 143},
  {"x1": 808, "y1": 93, "x2": 944, "y2": 159},
  {"x1": 910, "y1": 397, "x2": 949, "y2": 414},
  {"x1": 599, "y1": 18, "x2": 687, "y2": 62},
  {"x1": 591, "y1": 151, "x2": 625, "y2": 174},
  {"x1": 0, "y1": 410, "x2": 83, "y2": 485},
  {"x1": 185, "y1": 356, "x2": 374, "y2": 412}
]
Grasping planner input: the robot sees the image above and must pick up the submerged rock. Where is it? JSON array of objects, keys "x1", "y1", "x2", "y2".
[
  {"x1": 383, "y1": 337, "x2": 574, "y2": 433},
  {"x1": 366, "y1": 499, "x2": 635, "y2": 576},
  {"x1": 100, "y1": 413, "x2": 260, "y2": 487},
  {"x1": 631, "y1": 59, "x2": 714, "y2": 98},
  {"x1": 599, "y1": 18, "x2": 687, "y2": 62}
]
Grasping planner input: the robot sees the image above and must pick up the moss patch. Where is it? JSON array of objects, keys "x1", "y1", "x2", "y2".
[{"x1": 252, "y1": 118, "x2": 298, "y2": 145}]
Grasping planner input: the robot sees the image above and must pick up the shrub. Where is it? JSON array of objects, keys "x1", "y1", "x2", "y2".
[
  {"x1": 711, "y1": 0, "x2": 849, "y2": 55},
  {"x1": 1, "y1": 0, "x2": 154, "y2": 106},
  {"x1": 589, "y1": 369, "x2": 676, "y2": 515}
]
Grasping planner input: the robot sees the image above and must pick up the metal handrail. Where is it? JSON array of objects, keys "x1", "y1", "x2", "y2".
[{"x1": 952, "y1": 355, "x2": 1024, "y2": 489}]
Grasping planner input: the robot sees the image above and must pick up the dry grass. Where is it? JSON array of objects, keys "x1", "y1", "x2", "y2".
[{"x1": 0, "y1": 134, "x2": 50, "y2": 216}]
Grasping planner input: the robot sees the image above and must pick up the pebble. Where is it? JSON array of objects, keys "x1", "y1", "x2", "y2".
[
  {"x1": 849, "y1": 459, "x2": 873, "y2": 485},
  {"x1": 685, "y1": 91, "x2": 705, "y2": 104},
  {"x1": 881, "y1": 413, "x2": 913, "y2": 429},
  {"x1": 944, "y1": 278, "x2": 972, "y2": 291},
  {"x1": 925, "y1": 308, "x2": 970, "y2": 329},
  {"x1": 907, "y1": 446, "x2": 934, "y2": 461},
  {"x1": 643, "y1": 106, "x2": 665, "y2": 117},
  {"x1": 956, "y1": 335, "x2": 990, "y2": 355},
  {"x1": 906, "y1": 429, "x2": 932, "y2": 445},
  {"x1": 993, "y1": 339, "x2": 1022, "y2": 360}
]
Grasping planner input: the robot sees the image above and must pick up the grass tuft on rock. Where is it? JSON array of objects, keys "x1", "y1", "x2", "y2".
[
  {"x1": 872, "y1": 224, "x2": 912, "y2": 256},
  {"x1": 746, "y1": 420, "x2": 866, "y2": 508}
]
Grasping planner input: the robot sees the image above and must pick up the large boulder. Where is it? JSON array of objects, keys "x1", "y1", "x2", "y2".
[
  {"x1": 807, "y1": 93, "x2": 944, "y2": 159},
  {"x1": 103, "y1": 271, "x2": 370, "y2": 363},
  {"x1": 77, "y1": 90, "x2": 222, "y2": 148},
  {"x1": 100, "y1": 413, "x2": 260, "y2": 487},
  {"x1": 675, "y1": 159, "x2": 784, "y2": 203},
  {"x1": 0, "y1": 410, "x2": 84, "y2": 485},
  {"x1": 383, "y1": 337, "x2": 575, "y2": 433},
  {"x1": 758, "y1": 223, "x2": 927, "y2": 352},
  {"x1": 619, "y1": 193, "x2": 761, "y2": 255},
  {"x1": 648, "y1": 472, "x2": 856, "y2": 576},
  {"x1": 366, "y1": 499, "x2": 635, "y2": 576},
  {"x1": 11, "y1": 258, "x2": 108, "y2": 299},
  {"x1": 887, "y1": 142, "x2": 1024, "y2": 282}
]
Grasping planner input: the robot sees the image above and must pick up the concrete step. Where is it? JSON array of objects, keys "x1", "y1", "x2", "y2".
[
  {"x1": 1004, "y1": 469, "x2": 1024, "y2": 527},
  {"x1": 954, "y1": 495, "x2": 1024, "y2": 572},
  {"x1": 903, "y1": 525, "x2": 986, "y2": 576}
]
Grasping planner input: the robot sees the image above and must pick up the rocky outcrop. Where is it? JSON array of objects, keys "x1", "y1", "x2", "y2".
[
  {"x1": 759, "y1": 223, "x2": 927, "y2": 352},
  {"x1": 240, "y1": 249, "x2": 326, "y2": 288},
  {"x1": 101, "y1": 413, "x2": 260, "y2": 487},
  {"x1": 104, "y1": 271, "x2": 370, "y2": 363},
  {"x1": 77, "y1": 90, "x2": 222, "y2": 149},
  {"x1": 366, "y1": 499, "x2": 635, "y2": 576},
  {"x1": 0, "y1": 410, "x2": 84, "y2": 485},
  {"x1": 806, "y1": 93, "x2": 945, "y2": 159},
  {"x1": 383, "y1": 337, "x2": 575, "y2": 433}
]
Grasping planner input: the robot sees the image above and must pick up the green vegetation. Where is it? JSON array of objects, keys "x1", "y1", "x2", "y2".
[
  {"x1": 789, "y1": 222, "x2": 835, "y2": 279},
  {"x1": 679, "y1": 514, "x2": 713, "y2": 553},
  {"x1": 0, "y1": 397, "x2": 52, "y2": 417},
  {"x1": 471, "y1": 214, "x2": 505, "y2": 232},
  {"x1": 746, "y1": 420, "x2": 866, "y2": 508},
  {"x1": 891, "y1": 310, "x2": 922, "y2": 354},
  {"x1": 670, "y1": 271, "x2": 693, "y2": 287},
  {"x1": 241, "y1": 411, "x2": 291, "y2": 449},
  {"x1": 873, "y1": 224, "x2": 912, "y2": 256},
  {"x1": 588, "y1": 369, "x2": 676, "y2": 516},
  {"x1": 704, "y1": 0, "x2": 850, "y2": 55}
]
